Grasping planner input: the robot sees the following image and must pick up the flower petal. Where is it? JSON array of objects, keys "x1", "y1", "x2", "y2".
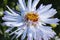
[
  {"x1": 16, "y1": 30, "x2": 24, "y2": 38},
  {"x1": 9, "y1": 27, "x2": 24, "y2": 35},
  {"x1": 5, "y1": 28, "x2": 13, "y2": 33},
  {"x1": 37, "y1": 4, "x2": 52, "y2": 14},
  {"x1": 43, "y1": 35, "x2": 49, "y2": 40},
  {"x1": 4, "y1": 11, "x2": 20, "y2": 17},
  {"x1": 37, "y1": 4, "x2": 45, "y2": 11},
  {"x1": 28, "y1": 0, "x2": 32, "y2": 11},
  {"x1": 11, "y1": 35, "x2": 16, "y2": 40},
  {"x1": 18, "y1": 0, "x2": 26, "y2": 11},
  {"x1": 4, "y1": 11, "x2": 14, "y2": 16},
  {"x1": 2, "y1": 15, "x2": 22, "y2": 22},
  {"x1": 21, "y1": 27, "x2": 27, "y2": 40},
  {"x1": 27, "y1": 33, "x2": 33, "y2": 40},
  {"x1": 6, "y1": 6, "x2": 19, "y2": 16},
  {"x1": 36, "y1": 29, "x2": 42, "y2": 40},
  {"x1": 40, "y1": 8, "x2": 57, "y2": 18},
  {"x1": 3, "y1": 22, "x2": 24, "y2": 27},
  {"x1": 39, "y1": 4, "x2": 45, "y2": 10},
  {"x1": 2, "y1": 16, "x2": 17, "y2": 22},
  {"x1": 38, "y1": 26, "x2": 56, "y2": 38},
  {"x1": 41, "y1": 18, "x2": 60, "y2": 24},
  {"x1": 27, "y1": 27, "x2": 33, "y2": 40},
  {"x1": 36, "y1": 34, "x2": 42, "y2": 40},
  {"x1": 32, "y1": 0, "x2": 40, "y2": 11}
]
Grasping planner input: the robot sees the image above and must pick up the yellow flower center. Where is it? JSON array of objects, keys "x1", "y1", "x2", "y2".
[{"x1": 25, "y1": 12, "x2": 39, "y2": 22}]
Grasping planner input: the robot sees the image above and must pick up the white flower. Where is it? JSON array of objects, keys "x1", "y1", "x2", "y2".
[{"x1": 2, "y1": 0, "x2": 60, "y2": 40}]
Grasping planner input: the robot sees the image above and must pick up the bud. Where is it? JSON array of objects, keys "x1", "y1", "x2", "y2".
[
  {"x1": 0, "y1": 8, "x2": 3, "y2": 16},
  {"x1": 50, "y1": 24, "x2": 57, "y2": 28}
]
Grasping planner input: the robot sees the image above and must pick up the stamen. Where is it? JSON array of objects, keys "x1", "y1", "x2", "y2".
[{"x1": 25, "y1": 12, "x2": 38, "y2": 22}]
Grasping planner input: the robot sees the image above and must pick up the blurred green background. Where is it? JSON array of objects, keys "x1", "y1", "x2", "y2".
[{"x1": 0, "y1": 0, "x2": 60, "y2": 40}]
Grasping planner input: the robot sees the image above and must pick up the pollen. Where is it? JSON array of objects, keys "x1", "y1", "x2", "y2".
[{"x1": 25, "y1": 12, "x2": 39, "y2": 22}]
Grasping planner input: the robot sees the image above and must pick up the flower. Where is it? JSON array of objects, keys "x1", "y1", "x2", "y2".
[{"x1": 2, "y1": 0, "x2": 60, "y2": 40}]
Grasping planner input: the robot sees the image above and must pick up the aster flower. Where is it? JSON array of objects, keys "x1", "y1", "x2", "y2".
[{"x1": 2, "y1": 0, "x2": 60, "y2": 40}]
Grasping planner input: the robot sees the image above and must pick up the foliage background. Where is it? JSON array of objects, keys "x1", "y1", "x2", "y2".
[{"x1": 0, "y1": 0, "x2": 60, "y2": 40}]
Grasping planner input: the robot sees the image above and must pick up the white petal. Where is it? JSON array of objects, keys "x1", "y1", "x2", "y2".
[
  {"x1": 22, "y1": 0, "x2": 26, "y2": 7},
  {"x1": 38, "y1": 26, "x2": 56, "y2": 38},
  {"x1": 3, "y1": 22, "x2": 24, "y2": 27},
  {"x1": 4, "y1": 15, "x2": 19, "y2": 19},
  {"x1": 5, "y1": 28, "x2": 13, "y2": 33},
  {"x1": 32, "y1": 0, "x2": 40, "y2": 11},
  {"x1": 29, "y1": 26, "x2": 36, "y2": 40},
  {"x1": 21, "y1": 27, "x2": 27, "y2": 40},
  {"x1": 37, "y1": 19, "x2": 57, "y2": 40},
  {"x1": 39, "y1": 4, "x2": 45, "y2": 10},
  {"x1": 27, "y1": 33, "x2": 33, "y2": 40},
  {"x1": 6, "y1": 6, "x2": 19, "y2": 16},
  {"x1": 9, "y1": 31, "x2": 16, "y2": 35},
  {"x1": 18, "y1": 0, "x2": 26, "y2": 11},
  {"x1": 2, "y1": 16, "x2": 17, "y2": 22},
  {"x1": 40, "y1": 8, "x2": 57, "y2": 18},
  {"x1": 2, "y1": 15, "x2": 22, "y2": 22},
  {"x1": 36, "y1": 34, "x2": 42, "y2": 40},
  {"x1": 33, "y1": 32, "x2": 36, "y2": 40},
  {"x1": 42, "y1": 26, "x2": 56, "y2": 35},
  {"x1": 43, "y1": 35, "x2": 49, "y2": 40},
  {"x1": 27, "y1": 27, "x2": 33, "y2": 40},
  {"x1": 35, "y1": 29, "x2": 42, "y2": 40},
  {"x1": 28, "y1": 0, "x2": 32, "y2": 11},
  {"x1": 9, "y1": 28, "x2": 23, "y2": 35},
  {"x1": 4, "y1": 11, "x2": 13, "y2": 16},
  {"x1": 4, "y1": 10, "x2": 19, "y2": 16},
  {"x1": 37, "y1": 4, "x2": 45, "y2": 11},
  {"x1": 37, "y1": 4, "x2": 52, "y2": 14},
  {"x1": 11, "y1": 35, "x2": 16, "y2": 40},
  {"x1": 41, "y1": 18, "x2": 59, "y2": 24},
  {"x1": 16, "y1": 30, "x2": 24, "y2": 38}
]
